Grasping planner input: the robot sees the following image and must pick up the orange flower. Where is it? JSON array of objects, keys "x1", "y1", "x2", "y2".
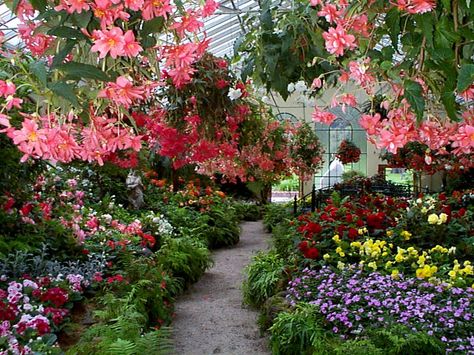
[{"x1": 216, "y1": 191, "x2": 226, "y2": 198}]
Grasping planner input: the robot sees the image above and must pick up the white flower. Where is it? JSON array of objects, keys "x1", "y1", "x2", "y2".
[
  {"x1": 102, "y1": 214, "x2": 112, "y2": 224},
  {"x1": 448, "y1": 247, "x2": 456, "y2": 255},
  {"x1": 294, "y1": 80, "x2": 307, "y2": 93},
  {"x1": 287, "y1": 82, "x2": 295, "y2": 93},
  {"x1": 228, "y1": 88, "x2": 242, "y2": 100}
]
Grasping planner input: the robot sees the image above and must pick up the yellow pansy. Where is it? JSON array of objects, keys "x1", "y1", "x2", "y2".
[
  {"x1": 368, "y1": 261, "x2": 377, "y2": 270},
  {"x1": 332, "y1": 234, "x2": 341, "y2": 243},
  {"x1": 391, "y1": 269, "x2": 400, "y2": 279},
  {"x1": 438, "y1": 213, "x2": 448, "y2": 224},
  {"x1": 351, "y1": 241, "x2": 362, "y2": 249},
  {"x1": 400, "y1": 230, "x2": 412, "y2": 241},
  {"x1": 417, "y1": 255, "x2": 426, "y2": 266},
  {"x1": 416, "y1": 265, "x2": 438, "y2": 279},
  {"x1": 337, "y1": 261, "x2": 345, "y2": 270},
  {"x1": 385, "y1": 261, "x2": 393, "y2": 269},
  {"x1": 386, "y1": 230, "x2": 393, "y2": 237},
  {"x1": 323, "y1": 253, "x2": 330, "y2": 260}
]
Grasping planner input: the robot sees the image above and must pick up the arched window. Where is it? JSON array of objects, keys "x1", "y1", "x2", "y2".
[{"x1": 314, "y1": 106, "x2": 367, "y2": 188}]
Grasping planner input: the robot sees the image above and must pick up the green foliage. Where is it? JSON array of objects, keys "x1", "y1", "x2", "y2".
[
  {"x1": 271, "y1": 222, "x2": 297, "y2": 259},
  {"x1": 232, "y1": 201, "x2": 262, "y2": 221},
  {"x1": 243, "y1": 251, "x2": 285, "y2": 308},
  {"x1": 367, "y1": 325, "x2": 445, "y2": 355},
  {"x1": 263, "y1": 203, "x2": 292, "y2": 232},
  {"x1": 157, "y1": 236, "x2": 212, "y2": 287},
  {"x1": 269, "y1": 303, "x2": 328, "y2": 355},
  {"x1": 274, "y1": 175, "x2": 299, "y2": 191},
  {"x1": 204, "y1": 205, "x2": 240, "y2": 248},
  {"x1": 68, "y1": 257, "x2": 176, "y2": 354}
]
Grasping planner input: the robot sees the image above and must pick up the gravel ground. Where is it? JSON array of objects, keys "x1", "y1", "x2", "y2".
[{"x1": 172, "y1": 221, "x2": 271, "y2": 355}]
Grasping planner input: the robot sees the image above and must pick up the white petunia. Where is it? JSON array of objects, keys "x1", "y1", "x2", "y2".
[{"x1": 228, "y1": 88, "x2": 242, "y2": 100}]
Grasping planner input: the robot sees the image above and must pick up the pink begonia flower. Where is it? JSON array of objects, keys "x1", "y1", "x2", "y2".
[
  {"x1": 11, "y1": 119, "x2": 48, "y2": 162},
  {"x1": 396, "y1": 0, "x2": 436, "y2": 14},
  {"x1": 99, "y1": 76, "x2": 144, "y2": 108},
  {"x1": 311, "y1": 108, "x2": 337, "y2": 125},
  {"x1": 0, "y1": 81, "x2": 16, "y2": 98},
  {"x1": 317, "y1": 4, "x2": 341, "y2": 23},
  {"x1": 202, "y1": 0, "x2": 219, "y2": 17},
  {"x1": 123, "y1": 30, "x2": 143, "y2": 57},
  {"x1": 124, "y1": 0, "x2": 144, "y2": 11},
  {"x1": 54, "y1": 0, "x2": 90, "y2": 14},
  {"x1": 359, "y1": 113, "x2": 381, "y2": 135},
  {"x1": 170, "y1": 10, "x2": 204, "y2": 38},
  {"x1": 5, "y1": 96, "x2": 23, "y2": 110},
  {"x1": 349, "y1": 14, "x2": 371, "y2": 37},
  {"x1": 451, "y1": 123, "x2": 474, "y2": 155},
  {"x1": 91, "y1": 27, "x2": 126, "y2": 59},
  {"x1": 142, "y1": 0, "x2": 174, "y2": 20},
  {"x1": 311, "y1": 77, "x2": 322, "y2": 89},
  {"x1": 377, "y1": 127, "x2": 408, "y2": 153},
  {"x1": 310, "y1": 0, "x2": 321, "y2": 6},
  {"x1": 322, "y1": 25, "x2": 357, "y2": 56}
]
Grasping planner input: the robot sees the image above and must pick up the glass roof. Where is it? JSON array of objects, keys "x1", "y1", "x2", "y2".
[{"x1": 0, "y1": 0, "x2": 266, "y2": 58}]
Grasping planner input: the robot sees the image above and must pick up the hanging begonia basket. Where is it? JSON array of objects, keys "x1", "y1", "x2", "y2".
[{"x1": 336, "y1": 139, "x2": 361, "y2": 164}]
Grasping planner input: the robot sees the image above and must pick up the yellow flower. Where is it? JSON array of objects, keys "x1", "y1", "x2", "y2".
[
  {"x1": 395, "y1": 253, "x2": 405, "y2": 263},
  {"x1": 448, "y1": 270, "x2": 457, "y2": 279},
  {"x1": 368, "y1": 261, "x2": 377, "y2": 270},
  {"x1": 323, "y1": 253, "x2": 330, "y2": 260},
  {"x1": 438, "y1": 213, "x2": 448, "y2": 224},
  {"x1": 385, "y1": 261, "x2": 393, "y2": 269},
  {"x1": 427, "y1": 213, "x2": 439, "y2": 224},
  {"x1": 416, "y1": 265, "x2": 437, "y2": 279},
  {"x1": 358, "y1": 228, "x2": 365, "y2": 235},
  {"x1": 350, "y1": 241, "x2": 362, "y2": 249},
  {"x1": 430, "y1": 245, "x2": 448, "y2": 254},
  {"x1": 332, "y1": 234, "x2": 341, "y2": 243},
  {"x1": 391, "y1": 269, "x2": 400, "y2": 279},
  {"x1": 337, "y1": 261, "x2": 345, "y2": 270},
  {"x1": 421, "y1": 207, "x2": 428, "y2": 214},
  {"x1": 400, "y1": 230, "x2": 412, "y2": 241},
  {"x1": 335, "y1": 246, "x2": 345, "y2": 257},
  {"x1": 417, "y1": 255, "x2": 426, "y2": 266},
  {"x1": 386, "y1": 230, "x2": 393, "y2": 237}
]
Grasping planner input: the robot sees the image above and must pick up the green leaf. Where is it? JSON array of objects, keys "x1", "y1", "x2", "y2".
[
  {"x1": 29, "y1": 61, "x2": 48, "y2": 87},
  {"x1": 441, "y1": 91, "x2": 458, "y2": 121},
  {"x1": 417, "y1": 13, "x2": 434, "y2": 48},
  {"x1": 57, "y1": 62, "x2": 110, "y2": 81},
  {"x1": 385, "y1": 8, "x2": 400, "y2": 51},
  {"x1": 48, "y1": 26, "x2": 87, "y2": 40},
  {"x1": 11, "y1": 0, "x2": 21, "y2": 12},
  {"x1": 142, "y1": 17, "x2": 165, "y2": 36},
  {"x1": 51, "y1": 39, "x2": 77, "y2": 68},
  {"x1": 435, "y1": 17, "x2": 460, "y2": 49},
  {"x1": 403, "y1": 80, "x2": 425, "y2": 122},
  {"x1": 48, "y1": 81, "x2": 80, "y2": 107},
  {"x1": 29, "y1": 0, "x2": 47, "y2": 12},
  {"x1": 457, "y1": 63, "x2": 474, "y2": 92},
  {"x1": 71, "y1": 11, "x2": 92, "y2": 28},
  {"x1": 141, "y1": 36, "x2": 157, "y2": 49}
]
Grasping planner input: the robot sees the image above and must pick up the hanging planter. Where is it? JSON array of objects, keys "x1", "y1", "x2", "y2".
[{"x1": 336, "y1": 139, "x2": 361, "y2": 164}]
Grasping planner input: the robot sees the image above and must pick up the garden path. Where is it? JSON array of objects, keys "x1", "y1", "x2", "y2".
[{"x1": 172, "y1": 221, "x2": 271, "y2": 355}]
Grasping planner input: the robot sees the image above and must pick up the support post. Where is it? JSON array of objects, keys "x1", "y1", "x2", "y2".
[
  {"x1": 293, "y1": 195, "x2": 297, "y2": 215},
  {"x1": 311, "y1": 184, "x2": 316, "y2": 212}
]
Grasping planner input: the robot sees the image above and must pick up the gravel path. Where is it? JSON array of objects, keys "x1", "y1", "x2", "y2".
[{"x1": 172, "y1": 221, "x2": 271, "y2": 355}]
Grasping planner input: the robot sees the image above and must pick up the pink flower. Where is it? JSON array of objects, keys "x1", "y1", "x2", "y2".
[
  {"x1": 310, "y1": 0, "x2": 321, "y2": 6},
  {"x1": 122, "y1": 30, "x2": 142, "y2": 57},
  {"x1": 11, "y1": 119, "x2": 48, "y2": 162},
  {"x1": 99, "y1": 76, "x2": 144, "y2": 108},
  {"x1": 54, "y1": 0, "x2": 90, "y2": 13},
  {"x1": 317, "y1": 4, "x2": 341, "y2": 23},
  {"x1": 142, "y1": 0, "x2": 174, "y2": 20},
  {"x1": 322, "y1": 25, "x2": 356, "y2": 56},
  {"x1": 312, "y1": 108, "x2": 337, "y2": 125},
  {"x1": 311, "y1": 77, "x2": 322, "y2": 89},
  {"x1": 170, "y1": 11, "x2": 204, "y2": 38},
  {"x1": 359, "y1": 113, "x2": 381, "y2": 135},
  {"x1": 202, "y1": 0, "x2": 219, "y2": 17},
  {"x1": 124, "y1": 0, "x2": 144, "y2": 11},
  {"x1": 91, "y1": 27, "x2": 125, "y2": 59}
]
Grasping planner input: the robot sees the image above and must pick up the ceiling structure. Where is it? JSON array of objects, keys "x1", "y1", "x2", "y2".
[{"x1": 0, "y1": 0, "x2": 263, "y2": 58}]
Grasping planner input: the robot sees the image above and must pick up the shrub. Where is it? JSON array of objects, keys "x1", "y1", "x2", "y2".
[
  {"x1": 204, "y1": 205, "x2": 240, "y2": 248},
  {"x1": 243, "y1": 251, "x2": 286, "y2": 308},
  {"x1": 263, "y1": 203, "x2": 291, "y2": 232},
  {"x1": 232, "y1": 201, "x2": 262, "y2": 221},
  {"x1": 156, "y1": 236, "x2": 212, "y2": 287}
]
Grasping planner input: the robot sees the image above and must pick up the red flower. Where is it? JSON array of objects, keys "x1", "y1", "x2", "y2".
[
  {"x1": 345, "y1": 213, "x2": 353, "y2": 223},
  {"x1": 298, "y1": 240, "x2": 309, "y2": 252},
  {"x1": 141, "y1": 233, "x2": 156, "y2": 247},
  {"x1": 40, "y1": 287, "x2": 69, "y2": 308},
  {"x1": 348, "y1": 228, "x2": 358, "y2": 240},
  {"x1": 3, "y1": 197, "x2": 15, "y2": 211},
  {"x1": 20, "y1": 202, "x2": 33, "y2": 216},
  {"x1": 215, "y1": 79, "x2": 229, "y2": 89},
  {"x1": 304, "y1": 247, "x2": 319, "y2": 259}
]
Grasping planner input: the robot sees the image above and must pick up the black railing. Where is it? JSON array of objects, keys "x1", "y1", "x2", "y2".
[{"x1": 293, "y1": 181, "x2": 422, "y2": 215}]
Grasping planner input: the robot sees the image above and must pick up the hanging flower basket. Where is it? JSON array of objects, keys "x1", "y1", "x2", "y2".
[{"x1": 336, "y1": 139, "x2": 361, "y2": 164}]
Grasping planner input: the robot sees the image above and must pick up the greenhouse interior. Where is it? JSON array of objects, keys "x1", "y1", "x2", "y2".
[{"x1": 0, "y1": 0, "x2": 473, "y2": 353}]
